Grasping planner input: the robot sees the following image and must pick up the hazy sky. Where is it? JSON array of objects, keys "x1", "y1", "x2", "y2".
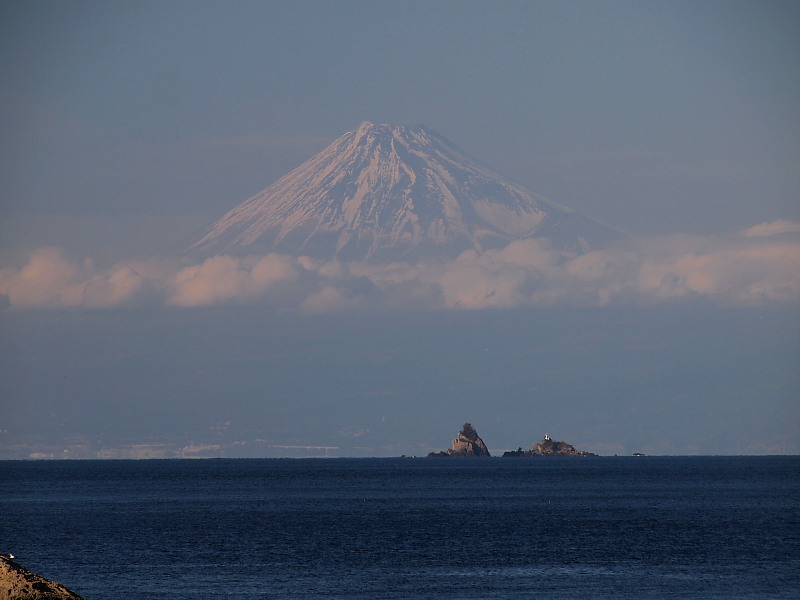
[{"x1": 1, "y1": 1, "x2": 798, "y2": 458}]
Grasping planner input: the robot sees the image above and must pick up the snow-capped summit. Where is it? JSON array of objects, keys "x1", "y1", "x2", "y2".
[{"x1": 189, "y1": 122, "x2": 622, "y2": 261}]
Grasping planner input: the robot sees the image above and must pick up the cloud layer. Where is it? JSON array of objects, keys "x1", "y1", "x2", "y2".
[{"x1": 2, "y1": 221, "x2": 799, "y2": 312}]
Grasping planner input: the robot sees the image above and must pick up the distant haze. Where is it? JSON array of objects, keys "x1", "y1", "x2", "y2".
[{"x1": 1, "y1": 307, "x2": 797, "y2": 458}]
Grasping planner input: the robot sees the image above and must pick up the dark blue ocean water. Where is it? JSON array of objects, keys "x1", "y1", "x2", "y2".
[{"x1": 2, "y1": 457, "x2": 799, "y2": 599}]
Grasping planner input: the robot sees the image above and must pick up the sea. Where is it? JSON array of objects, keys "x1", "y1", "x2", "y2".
[{"x1": 1, "y1": 456, "x2": 799, "y2": 599}]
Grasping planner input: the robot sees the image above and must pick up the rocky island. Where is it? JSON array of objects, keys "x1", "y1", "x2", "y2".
[
  {"x1": 503, "y1": 434, "x2": 597, "y2": 457},
  {"x1": 0, "y1": 555, "x2": 84, "y2": 600},
  {"x1": 428, "y1": 423, "x2": 491, "y2": 457}
]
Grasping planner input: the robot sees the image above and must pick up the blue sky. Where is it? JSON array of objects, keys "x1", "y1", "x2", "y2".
[
  {"x1": 2, "y1": 1, "x2": 797, "y2": 233},
  {"x1": 1, "y1": 1, "x2": 798, "y2": 457}
]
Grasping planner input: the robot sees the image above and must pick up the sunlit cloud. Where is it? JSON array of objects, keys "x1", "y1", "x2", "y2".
[
  {"x1": 167, "y1": 253, "x2": 304, "y2": 307},
  {"x1": 742, "y1": 219, "x2": 800, "y2": 238},
  {"x1": 631, "y1": 234, "x2": 800, "y2": 305},
  {"x1": 2, "y1": 223, "x2": 799, "y2": 311},
  {"x1": 0, "y1": 247, "x2": 151, "y2": 308}
]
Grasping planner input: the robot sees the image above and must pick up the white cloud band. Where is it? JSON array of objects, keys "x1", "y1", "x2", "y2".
[{"x1": 2, "y1": 221, "x2": 799, "y2": 311}]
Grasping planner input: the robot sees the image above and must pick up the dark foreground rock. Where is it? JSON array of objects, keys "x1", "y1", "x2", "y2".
[
  {"x1": 428, "y1": 423, "x2": 491, "y2": 457},
  {"x1": 0, "y1": 555, "x2": 84, "y2": 600},
  {"x1": 503, "y1": 435, "x2": 597, "y2": 457}
]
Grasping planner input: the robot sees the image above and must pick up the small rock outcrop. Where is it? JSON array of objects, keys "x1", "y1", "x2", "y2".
[
  {"x1": 0, "y1": 555, "x2": 84, "y2": 600},
  {"x1": 428, "y1": 423, "x2": 491, "y2": 457},
  {"x1": 503, "y1": 434, "x2": 596, "y2": 457}
]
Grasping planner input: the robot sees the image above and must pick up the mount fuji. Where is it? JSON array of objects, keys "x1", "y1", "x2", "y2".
[{"x1": 190, "y1": 122, "x2": 623, "y2": 262}]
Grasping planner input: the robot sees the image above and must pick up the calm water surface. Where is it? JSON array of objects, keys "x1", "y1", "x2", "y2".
[{"x1": 2, "y1": 457, "x2": 799, "y2": 599}]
